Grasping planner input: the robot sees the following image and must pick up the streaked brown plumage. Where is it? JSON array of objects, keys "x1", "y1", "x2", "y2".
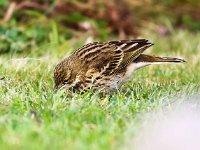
[{"x1": 54, "y1": 39, "x2": 185, "y2": 92}]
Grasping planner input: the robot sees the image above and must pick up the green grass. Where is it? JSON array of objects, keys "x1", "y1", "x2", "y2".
[{"x1": 0, "y1": 29, "x2": 200, "y2": 150}]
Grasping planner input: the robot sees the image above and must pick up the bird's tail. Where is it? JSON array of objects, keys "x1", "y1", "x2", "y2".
[
  {"x1": 134, "y1": 54, "x2": 186, "y2": 63},
  {"x1": 132, "y1": 54, "x2": 186, "y2": 70}
]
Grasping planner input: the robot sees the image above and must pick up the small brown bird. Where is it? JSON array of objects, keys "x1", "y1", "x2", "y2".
[{"x1": 54, "y1": 39, "x2": 185, "y2": 93}]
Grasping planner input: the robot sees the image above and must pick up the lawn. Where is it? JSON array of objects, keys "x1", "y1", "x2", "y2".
[{"x1": 0, "y1": 26, "x2": 200, "y2": 150}]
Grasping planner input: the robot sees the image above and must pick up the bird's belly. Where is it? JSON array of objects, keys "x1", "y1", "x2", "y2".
[
  {"x1": 125, "y1": 63, "x2": 137, "y2": 77},
  {"x1": 124, "y1": 62, "x2": 149, "y2": 79},
  {"x1": 92, "y1": 76, "x2": 123, "y2": 90}
]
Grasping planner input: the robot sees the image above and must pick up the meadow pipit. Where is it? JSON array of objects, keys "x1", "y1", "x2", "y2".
[{"x1": 54, "y1": 39, "x2": 185, "y2": 93}]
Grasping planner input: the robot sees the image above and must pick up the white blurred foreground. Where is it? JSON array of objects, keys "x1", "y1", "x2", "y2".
[{"x1": 132, "y1": 96, "x2": 200, "y2": 150}]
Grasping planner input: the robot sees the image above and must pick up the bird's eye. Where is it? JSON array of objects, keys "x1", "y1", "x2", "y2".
[{"x1": 63, "y1": 79, "x2": 68, "y2": 84}]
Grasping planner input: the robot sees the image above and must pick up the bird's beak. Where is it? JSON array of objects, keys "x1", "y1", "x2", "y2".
[{"x1": 54, "y1": 85, "x2": 58, "y2": 93}]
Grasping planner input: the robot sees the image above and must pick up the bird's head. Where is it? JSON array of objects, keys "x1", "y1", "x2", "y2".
[{"x1": 54, "y1": 59, "x2": 72, "y2": 92}]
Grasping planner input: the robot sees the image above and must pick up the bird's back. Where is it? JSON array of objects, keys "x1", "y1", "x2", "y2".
[{"x1": 73, "y1": 39, "x2": 153, "y2": 75}]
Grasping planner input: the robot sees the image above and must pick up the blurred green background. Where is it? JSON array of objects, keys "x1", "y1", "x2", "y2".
[{"x1": 0, "y1": 0, "x2": 200, "y2": 54}]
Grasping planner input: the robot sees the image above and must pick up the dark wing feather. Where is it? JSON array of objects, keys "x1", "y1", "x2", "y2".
[
  {"x1": 109, "y1": 40, "x2": 153, "y2": 73},
  {"x1": 74, "y1": 42, "x2": 124, "y2": 75}
]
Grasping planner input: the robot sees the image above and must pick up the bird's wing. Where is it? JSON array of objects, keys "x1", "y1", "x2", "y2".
[
  {"x1": 109, "y1": 39, "x2": 153, "y2": 73},
  {"x1": 73, "y1": 39, "x2": 153, "y2": 75},
  {"x1": 74, "y1": 42, "x2": 123, "y2": 75}
]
